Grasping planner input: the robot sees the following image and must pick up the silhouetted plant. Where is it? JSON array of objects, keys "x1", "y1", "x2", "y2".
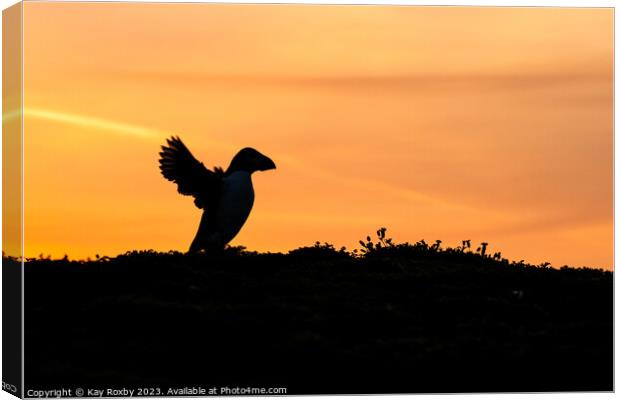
[
  {"x1": 464, "y1": 240, "x2": 471, "y2": 249},
  {"x1": 359, "y1": 227, "x2": 395, "y2": 254},
  {"x1": 476, "y1": 242, "x2": 488, "y2": 257},
  {"x1": 458, "y1": 240, "x2": 472, "y2": 253},
  {"x1": 289, "y1": 241, "x2": 349, "y2": 259},
  {"x1": 416, "y1": 239, "x2": 428, "y2": 250},
  {"x1": 223, "y1": 245, "x2": 253, "y2": 256},
  {"x1": 15, "y1": 228, "x2": 598, "y2": 274}
]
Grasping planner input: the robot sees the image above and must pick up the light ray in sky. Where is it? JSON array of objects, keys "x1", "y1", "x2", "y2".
[
  {"x1": 5, "y1": 107, "x2": 241, "y2": 154},
  {"x1": 19, "y1": 107, "x2": 167, "y2": 139}
]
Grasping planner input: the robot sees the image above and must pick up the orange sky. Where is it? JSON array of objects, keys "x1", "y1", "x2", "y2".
[{"x1": 17, "y1": 3, "x2": 612, "y2": 269}]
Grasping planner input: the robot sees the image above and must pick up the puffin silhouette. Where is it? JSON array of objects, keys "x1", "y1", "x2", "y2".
[{"x1": 159, "y1": 136, "x2": 276, "y2": 252}]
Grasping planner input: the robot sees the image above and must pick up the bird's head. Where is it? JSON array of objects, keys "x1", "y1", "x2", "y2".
[{"x1": 227, "y1": 147, "x2": 276, "y2": 174}]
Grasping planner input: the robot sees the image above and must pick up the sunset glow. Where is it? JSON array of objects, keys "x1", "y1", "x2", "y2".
[{"x1": 21, "y1": 3, "x2": 613, "y2": 269}]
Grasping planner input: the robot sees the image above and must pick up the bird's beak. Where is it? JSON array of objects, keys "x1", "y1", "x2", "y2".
[{"x1": 258, "y1": 155, "x2": 276, "y2": 171}]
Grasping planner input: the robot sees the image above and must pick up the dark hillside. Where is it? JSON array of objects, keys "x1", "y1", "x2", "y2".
[{"x1": 19, "y1": 233, "x2": 613, "y2": 394}]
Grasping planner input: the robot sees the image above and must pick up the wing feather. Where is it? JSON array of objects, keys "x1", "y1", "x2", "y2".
[{"x1": 158, "y1": 136, "x2": 223, "y2": 209}]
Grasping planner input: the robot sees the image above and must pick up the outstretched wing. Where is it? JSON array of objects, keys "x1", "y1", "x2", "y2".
[{"x1": 159, "y1": 136, "x2": 224, "y2": 209}]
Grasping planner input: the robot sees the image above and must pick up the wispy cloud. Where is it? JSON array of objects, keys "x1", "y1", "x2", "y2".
[
  {"x1": 4, "y1": 107, "x2": 167, "y2": 139},
  {"x1": 94, "y1": 69, "x2": 612, "y2": 93}
]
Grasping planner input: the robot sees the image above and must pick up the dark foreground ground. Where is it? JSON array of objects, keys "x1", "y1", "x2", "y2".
[{"x1": 19, "y1": 238, "x2": 613, "y2": 394}]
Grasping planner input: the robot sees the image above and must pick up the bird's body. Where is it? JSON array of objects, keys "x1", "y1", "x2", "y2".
[
  {"x1": 190, "y1": 171, "x2": 255, "y2": 252},
  {"x1": 158, "y1": 136, "x2": 275, "y2": 252}
]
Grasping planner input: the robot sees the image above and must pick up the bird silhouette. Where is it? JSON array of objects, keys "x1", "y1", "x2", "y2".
[{"x1": 159, "y1": 136, "x2": 276, "y2": 252}]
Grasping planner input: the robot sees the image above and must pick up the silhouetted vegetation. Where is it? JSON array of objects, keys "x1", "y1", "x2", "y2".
[{"x1": 17, "y1": 229, "x2": 612, "y2": 394}]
